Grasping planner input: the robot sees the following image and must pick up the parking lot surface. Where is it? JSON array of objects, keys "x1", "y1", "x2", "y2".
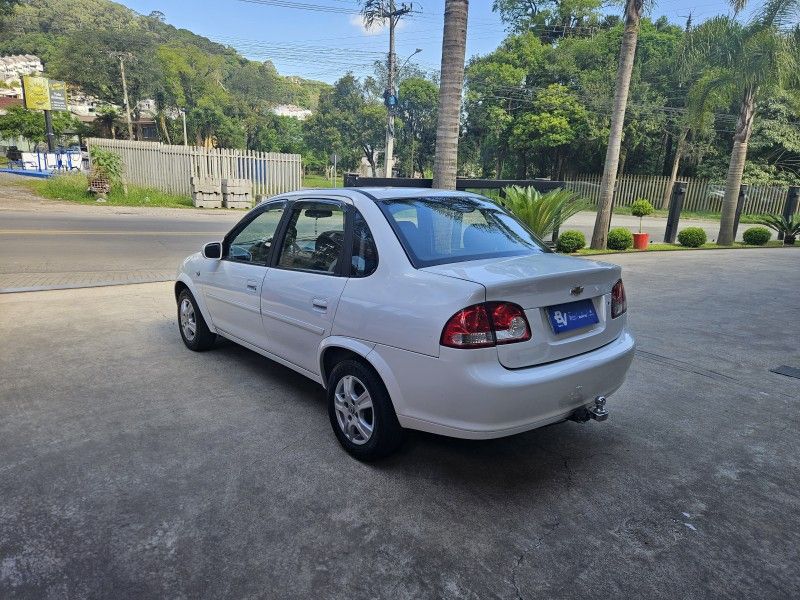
[{"x1": 1, "y1": 249, "x2": 798, "y2": 599}]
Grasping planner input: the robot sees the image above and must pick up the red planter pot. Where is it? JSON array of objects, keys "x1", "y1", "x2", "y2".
[{"x1": 633, "y1": 232, "x2": 649, "y2": 250}]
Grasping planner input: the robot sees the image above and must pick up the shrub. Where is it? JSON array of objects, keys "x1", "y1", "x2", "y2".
[
  {"x1": 89, "y1": 147, "x2": 123, "y2": 180},
  {"x1": 630, "y1": 198, "x2": 654, "y2": 233},
  {"x1": 678, "y1": 227, "x2": 707, "y2": 247},
  {"x1": 556, "y1": 230, "x2": 585, "y2": 253},
  {"x1": 754, "y1": 214, "x2": 800, "y2": 245},
  {"x1": 500, "y1": 186, "x2": 589, "y2": 239},
  {"x1": 742, "y1": 226, "x2": 772, "y2": 246},
  {"x1": 607, "y1": 227, "x2": 634, "y2": 250}
]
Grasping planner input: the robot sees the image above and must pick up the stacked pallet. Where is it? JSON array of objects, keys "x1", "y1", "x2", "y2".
[
  {"x1": 191, "y1": 177, "x2": 222, "y2": 208},
  {"x1": 222, "y1": 179, "x2": 253, "y2": 209}
]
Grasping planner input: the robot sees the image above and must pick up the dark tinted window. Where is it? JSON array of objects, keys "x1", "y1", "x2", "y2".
[
  {"x1": 277, "y1": 202, "x2": 345, "y2": 274},
  {"x1": 226, "y1": 206, "x2": 284, "y2": 265},
  {"x1": 381, "y1": 196, "x2": 546, "y2": 267},
  {"x1": 350, "y1": 211, "x2": 378, "y2": 277}
]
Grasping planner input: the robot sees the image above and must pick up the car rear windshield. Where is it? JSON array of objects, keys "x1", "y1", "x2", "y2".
[{"x1": 379, "y1": 196, "x2": 548, "y2": 267}]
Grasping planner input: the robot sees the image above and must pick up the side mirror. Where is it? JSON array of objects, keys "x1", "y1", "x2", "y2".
[{"x1": 202, "y1": 241, "x2": 222, "y2": 260}]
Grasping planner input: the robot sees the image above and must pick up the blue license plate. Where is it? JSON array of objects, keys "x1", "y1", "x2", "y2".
[{"x1": 547, "y1": 299, "x2": 599, "y2": 334}]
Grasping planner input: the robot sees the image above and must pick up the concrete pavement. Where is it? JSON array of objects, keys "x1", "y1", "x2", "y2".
[{"x1": 1, "y1": 249, "x2": 798, "y2": 598}]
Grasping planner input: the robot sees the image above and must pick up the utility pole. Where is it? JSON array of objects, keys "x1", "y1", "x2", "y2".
[
  {"x1": 377, "y1": 2, "x2": 412, "y2": 178},
  {"x1": 112, "y1": 52, "x2": 135, "y2": 141},
  {"x1": 180, "y1": 109, "x2": 188, "y2": 146}
]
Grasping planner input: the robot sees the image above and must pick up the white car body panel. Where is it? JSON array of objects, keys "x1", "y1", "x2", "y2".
[{"x1": 176, "y1": 188, "x2": 635, "y2": 440}]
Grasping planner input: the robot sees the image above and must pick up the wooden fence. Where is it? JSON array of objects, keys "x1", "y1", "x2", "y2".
[
  {"x1": 564, "y1": 173, "x2": 796, "y2": 215},
  {"x1": 86, "y1": 138, "x2": 302, "y2": 197}
]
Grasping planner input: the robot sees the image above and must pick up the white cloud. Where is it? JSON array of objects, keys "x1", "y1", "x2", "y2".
[{"x1": 348, "y1": 14, "x2": 407, "y2": 36}]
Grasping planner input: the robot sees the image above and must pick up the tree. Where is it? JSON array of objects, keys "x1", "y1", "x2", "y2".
[
  {"x1": 397, "y1": 77, "x2": 438, "y2": 176},
  {"x1": 493, "y1": 0, "x2": 604, "y2": 39},
  {"x1": 303, "y1": 74, "x2": 385, "y2": 174},
  {"x1": 0, "y1": 106, "x2": 79, "y2": 146},
  {"x1": 689, "y1": 11, "x2": 798, "y2": 245},
  {"x1": 508, "y1": 84, "x2": 591, "y2": 178},
  {"x1": 433, "y1": 0, "x2": 469, "y2": 189},
  {"x1": 589, "y1": 0, "x2": 645, "y2": 250}
]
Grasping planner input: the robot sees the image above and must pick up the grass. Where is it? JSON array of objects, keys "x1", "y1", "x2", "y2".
[
  {"x1": 574, "y1": 240, "x2": 791, "y2": 256},
  {"x1": 302, "y1": 173, "x2": 340, "y2": 188},
  {"x1": 27, "y1": 174, "x2": 194, "y2": 208},
  {"x1": 601, "y1": 204, "x2": 763, "y2": 224}
]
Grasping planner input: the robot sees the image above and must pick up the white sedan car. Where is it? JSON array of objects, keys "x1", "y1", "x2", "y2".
[{"x1": 175, "y1": 188, "x2": 634, "y2": 460}]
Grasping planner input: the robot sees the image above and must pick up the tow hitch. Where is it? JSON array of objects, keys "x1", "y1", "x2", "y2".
[{"x1": 569, "y1": 396, "x2": 609, "y2": 423}]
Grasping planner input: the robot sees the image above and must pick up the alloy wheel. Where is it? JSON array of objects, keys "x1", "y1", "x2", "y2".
[
  {"x1": 333, "y1": 375, "x2": 374, "y2": 445},
  {"x1": 179, "y1": 297, "x2": 197, "y2": 341}
]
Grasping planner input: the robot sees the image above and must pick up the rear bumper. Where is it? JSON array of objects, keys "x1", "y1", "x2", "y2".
[{"x1": 368, "y1": 330, "x2": 635, "y2": 440}]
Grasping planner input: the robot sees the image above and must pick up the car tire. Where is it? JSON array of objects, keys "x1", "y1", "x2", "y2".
[
  {"x1": 327, "y1": 359, "x2": 403, "y2": 461},
  {"x1": 177, "y1": 289, "x2": 216, "y2": 351}
]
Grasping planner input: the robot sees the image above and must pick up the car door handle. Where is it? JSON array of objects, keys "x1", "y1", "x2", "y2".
[
  {"x1": 246, "y1": 279, "x2": 258, "y2": 292},
  {"x1": 312, "y1": 298, "x2": 328, "y2": 311}
]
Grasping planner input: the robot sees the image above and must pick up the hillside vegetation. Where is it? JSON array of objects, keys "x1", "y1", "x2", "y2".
[{"x1": 0, "y1": 0, "x2": 329, "y2": 150}]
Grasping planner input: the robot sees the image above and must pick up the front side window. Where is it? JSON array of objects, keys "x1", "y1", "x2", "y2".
[
  {"x1": 381, "y1": 196, "x2": 546, "y2": 268},
  {"x1": 226, "y1": 205, "x2": 285, "y2": 265},
  {"x1": 277, "y1": 202, "x2": 345, "y2": 274}
]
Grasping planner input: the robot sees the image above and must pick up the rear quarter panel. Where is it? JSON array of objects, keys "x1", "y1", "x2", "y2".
[{"x1": 331, "y1": 194, "x2": 485, "y2": 357}]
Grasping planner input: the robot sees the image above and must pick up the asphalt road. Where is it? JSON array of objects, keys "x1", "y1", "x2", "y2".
[
  {"x1": 1, "y1": 249, "x2": 798, "y2": 599},
  {"x1": 0, "y1": 207, "x2": 241, "y2": 291},
  {"x1": 1, "y1": 175, "x2": 744, "y2": 292}
]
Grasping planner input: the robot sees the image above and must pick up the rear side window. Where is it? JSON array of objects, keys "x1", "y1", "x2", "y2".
[
  {"x1": 381, "y1": 196, "x2": 546, "y2": 268},
  {"x1": 350, "y1": 211, "x2": 378, "y2": 277}
]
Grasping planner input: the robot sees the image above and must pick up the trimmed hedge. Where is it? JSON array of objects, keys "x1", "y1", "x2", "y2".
[
  {"x1": 678, "y1": 227, "x2": 707, "y2": 247},
  {"x1": 742, "y1": 226, "x2": 772, "y2": 246},
  {"x1": 607, "y1": 227, "x2": 634, "y2": 250},
  {"x1": 556, "y1": 230, "x2": 586, "y2": 253}
]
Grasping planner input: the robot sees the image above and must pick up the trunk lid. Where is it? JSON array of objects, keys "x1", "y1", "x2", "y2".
[{"x1": 423, "y1": 253, "x2": 624, "y2": 368}]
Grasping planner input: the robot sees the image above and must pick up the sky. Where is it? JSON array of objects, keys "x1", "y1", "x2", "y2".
[{"x1": 119, "y1": 0, "x2": 746, "y2": 83}]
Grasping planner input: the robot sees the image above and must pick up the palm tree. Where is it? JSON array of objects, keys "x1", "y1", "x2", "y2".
[
  {"x1": 432, "y1": 0, "x2": 469, "y2": 189},
  {"x1": 590, "y1": 0, "x2": 645, "y2": 249},
  {"x1": 689, "y1": 6, "x2": 798, "y2": 244}
]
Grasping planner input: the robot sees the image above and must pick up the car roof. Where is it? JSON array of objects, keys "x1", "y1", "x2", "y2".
[{"x1": 283, "y1": 187, "x2": 481, "y2": 201}]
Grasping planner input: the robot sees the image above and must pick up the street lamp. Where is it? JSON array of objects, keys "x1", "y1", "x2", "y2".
[{"x1": 398, "y1": 48, "x2": 423, "y2": 78}]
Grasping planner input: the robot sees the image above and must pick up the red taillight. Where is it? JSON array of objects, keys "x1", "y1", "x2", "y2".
[
  {"x1": 441, "y1": 302, "x2": 531, "y2": 349},
  {"x1": 611, "y1": 279, "x2": 626, "y2": 318}
]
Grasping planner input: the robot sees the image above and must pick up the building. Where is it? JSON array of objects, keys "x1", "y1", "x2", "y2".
[
  {"x1": 0, "y1": 97, "x2": 22, "y2": 115},
  {"x1": 0, "y1": 55, "x2": 44, "y2": 83},
  {"x1": 271, "y1": 104, "x2": 312, "y2": 121}
]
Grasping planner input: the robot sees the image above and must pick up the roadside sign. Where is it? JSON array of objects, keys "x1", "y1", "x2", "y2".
[
  {"x1": 21, "y1": 76, "x2": 69, "y2": 112},
  {"x1": 48, "y1": 81, "x2": 68, "y2": 111},
  {"x1": 22, "y1": 76, "x2": 51, "y2": 110}
]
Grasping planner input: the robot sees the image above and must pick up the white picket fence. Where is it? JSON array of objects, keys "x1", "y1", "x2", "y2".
[
  {"x1": 86, "y1": 138, "x2": 302, "y2": 197},
  {"x1": 564, "y1": 173, "x2": 796, "y2": 215}
]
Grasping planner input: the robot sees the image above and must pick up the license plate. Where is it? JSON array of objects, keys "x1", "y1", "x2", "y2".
[{"x1": 547, "y1": 299, "x2": 599, "y2": 334}]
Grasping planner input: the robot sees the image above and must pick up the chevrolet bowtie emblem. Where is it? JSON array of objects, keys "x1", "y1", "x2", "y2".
[{"x1": 570, "y1": 286, "x2": 584, "y2": 296}]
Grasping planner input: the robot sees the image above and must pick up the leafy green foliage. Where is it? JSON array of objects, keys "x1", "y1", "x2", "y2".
[
  {"x1": 499, "y1": 186, "x2": 588, "y2": 239},
  {"x1": 677, "y1": 227, "x2": 708, "y2": 247},
  {"x1": 630, "y1": 198, "x2": 654, "y2": 218},
  {"x1": 607, "y1": 227, "x2": 634, "y2": 250},
  {"x1": 89, "y1": 147, "x2": 122, "y2": 180},
  {"x1": 753, "y1": 214, "x2": 800, "y2": 243},
  {"x1": 555, "y1": 230, "x2": 586, "y2": 253},
  {"x1": 0, "y1": 0, "x2": 328, "y2": 154},
  {"x1": 742, "y1": 226, "x2": 772, "y2": 245},
  {"x1": 31, "y1": 174, "x2": 192, "y2": 207},
  {"x1": 303, "y1": 74, "x2": 387, "y2": 175},
  {"x1": 630, "y1": 198, "x2": 654, "y2": 233},
  {"x1": 0, "y1": 106, "x2": 80, "y2": 145}
]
